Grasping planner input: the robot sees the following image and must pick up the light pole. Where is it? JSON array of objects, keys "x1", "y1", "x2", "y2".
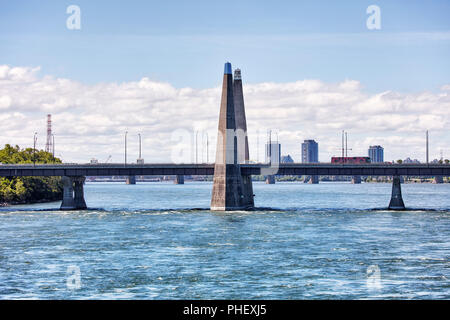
[
  {"x1": 201, "y1": 131, "x2": 204, "y2": 163},
  {"x1": 268, "y1": 129, "x2": 272, "y2": 165},
  {"x1": 52, "y1": 134, "x2": 55, "y2": 160},
  {"x1": 33, "y1": 132, "x2": 37, "y2": 166},
  {"x1": 257, "y1": 131, "x2": 259, "y2": 163},
  {"x1": 345, "y1": 131, "x2": 348, "y2": 162},
  {"x1": 124, "y1": 131, "x2": 128, "y2": 166},
  {"x1": 138, "y1": 133, "x2": 142, "y2": 159},
  {"x1": 206, "y1": 132, "x2": 209, "y2": 163},
  {"x1": 195, "y1": 130, "x2": 198, "y2": 164}
]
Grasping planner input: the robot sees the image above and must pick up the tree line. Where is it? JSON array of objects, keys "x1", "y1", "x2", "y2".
[{"x1": 0, "y1": 144, "x2": 63, "y2": 205}]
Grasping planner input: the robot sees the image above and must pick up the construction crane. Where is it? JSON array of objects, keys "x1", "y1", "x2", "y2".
[{"x1": 105, "y1": 155, "x2": 112, "y2": 163}]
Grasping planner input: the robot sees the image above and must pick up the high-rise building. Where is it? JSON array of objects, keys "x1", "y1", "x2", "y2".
[
  {"x1": 265, "y1": 142, "x2": 281, "y2": 164},
  {"x1": 368, "y1": 145, "x2": 384, "y2": 163},
  {"x1": 302, "y1": 139, "x2": 319, "y2": 184},
  {"x1": 301, "y1": 140, "x2": 318, "y2": 163}
]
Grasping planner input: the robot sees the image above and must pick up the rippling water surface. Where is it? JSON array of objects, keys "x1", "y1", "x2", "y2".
[{"x1": 0, "y1": 181, "x2": 449, "y2": 299}]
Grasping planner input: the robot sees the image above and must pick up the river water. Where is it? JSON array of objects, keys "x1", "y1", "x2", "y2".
[{"x1": 0, "y1": 181, "x2": 449, "y2": 299}]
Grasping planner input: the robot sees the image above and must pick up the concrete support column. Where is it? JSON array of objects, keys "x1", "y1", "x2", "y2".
[
  {"x1": 175, "y1": 175, "x2": 184, "y2": 184},
  {"x1": 126, "y1": 175, "x2": 136, "y2": 184},
  {"x1": 351, "y1": 175, "x2": 361, "y2": 184},
  {"x1": 73, "y1": 176, "x2": 87, "y2": 210},
  {"x1": 234, "y1": 68, "x2": 254, "y2": 209},
  {"x1": 211, "y1": 62, "x2": 248, "y2": 211},
  {"x1": 433, "y1": 176, "x2": 443, "y2": 184},
  {"x1": 265, "y1": 175, "x2": 275, "y2": 184},
  {"x1": 60, "y1": 176, "x2": 76, "y2": 210},
  {"x1": 241, "y1": 174, "x2": 254, "y2": 209},
  {"x1": 388, "y1": 175, "x2": 405, "y2": 210},
  {"x1": 309, "y1": 175, "x2": 319, "y2": 184}
]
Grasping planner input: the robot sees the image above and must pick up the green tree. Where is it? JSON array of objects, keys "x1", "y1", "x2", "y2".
[{"x1": 0, "y1": 145, "x2": 63, "y2": 205}]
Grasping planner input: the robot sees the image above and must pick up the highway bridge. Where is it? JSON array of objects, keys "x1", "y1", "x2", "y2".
[
  {"x1": 0, "y1": 163, "x2": 448, "y2": 177},
  {"x1": 0, "y1": 163, "x2": 448, "y2": 211}
]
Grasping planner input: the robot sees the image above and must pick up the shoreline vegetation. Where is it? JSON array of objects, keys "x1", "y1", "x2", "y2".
[{"x1": 0, "y1": 144, "x2": 63, "y2": 207}]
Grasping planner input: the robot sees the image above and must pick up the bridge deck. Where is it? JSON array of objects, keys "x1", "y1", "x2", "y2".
[{"x1": 0, "y1": 163, "x2": 448, "y2": 177}]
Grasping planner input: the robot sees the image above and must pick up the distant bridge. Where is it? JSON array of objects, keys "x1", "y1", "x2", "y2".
[
  {"x1": 0, "y1": 163, "x2": 449, "y2": 177},
  {"x1": 1, "y1": 162, "x2": 448, "y2": 211}
]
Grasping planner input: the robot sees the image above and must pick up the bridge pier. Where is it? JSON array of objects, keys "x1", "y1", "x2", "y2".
[
  {"x1": 388, "y1": 175, "x2": 405, "y2": 210},
  {"x1": 73, "y1": 176, "x2": 87, "y2": 209},
  {"x1": 174, "y1": 175, "x2": 184, "y2": 184},
  {"x1": 241, "y1": 174, "x2": 254, "y2": 207},
  {"x1": 351, "y1": 175, "x2": 361, "y2": 184},
  {"x1": 60, "y1": 176, "x2": 87, "y2": 210},
  {"x1": 309, "y1": 175, "x2": 319, "y2": 184},
  {"x1": 433, "y1": 176, "x2": 443, "y2": 184},
  {"x1": 265, "y1": 175, "x2": 275, "y2": 184},
  {"x1": 234, "y1": 68, "x2": 254, "y2": 209},
  {"x1": 211, "y1": 62, "x2": 253, "y2": 211},
  {"x1": 126, "y1": 175, "x2": 136, "y2": 184},
  {"x1": 60, "y1": 176, "x2": 76, "y2": 210}
]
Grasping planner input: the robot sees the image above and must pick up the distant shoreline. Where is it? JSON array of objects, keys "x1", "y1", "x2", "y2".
[
  {"x1": 84, "y1": 179, "x2": 448, "y2": 184},
  {"x1": 0, "y1": 198, "x2": 60, "y2": 207}
]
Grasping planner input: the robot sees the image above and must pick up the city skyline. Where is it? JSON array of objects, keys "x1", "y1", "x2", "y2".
[{"x1": 0, "y1": 1, "x2": 449, "y2": 163}]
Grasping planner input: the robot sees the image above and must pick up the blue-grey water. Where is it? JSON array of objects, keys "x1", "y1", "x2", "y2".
[{"x1": 0, "y1": 181, "x2": 449, "y2": 299}]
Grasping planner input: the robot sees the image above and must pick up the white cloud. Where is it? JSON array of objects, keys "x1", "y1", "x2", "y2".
[
  {"x1": 0, "y1": 95, "x2": 12, "y2": 109},
  {"x1": 0, "y1": 64, "x2": 449, "y2": 163}
]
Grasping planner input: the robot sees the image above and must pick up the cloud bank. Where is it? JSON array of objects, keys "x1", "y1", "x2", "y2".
[{"x1": 0, "y1": 65, "x2": 449, "y2": 163}]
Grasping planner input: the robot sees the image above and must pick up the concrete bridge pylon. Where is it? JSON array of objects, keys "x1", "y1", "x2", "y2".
[
  {"x1": 126, "y1": 175, "x2": 136, "y2": 184},
  {"x1": 60, "y1": 176, "x2": 76, "y2": 210},
  {"x1": 388, "y1": 175, "x2": 405, "y2": 210},
  {"x1": 174, "y1": 175, "x2": 184, "y2": 184},
  {"x1": 211, "y1": 62, "x2": 253, "y2": 211},
  {"x1": 60, "y1": 176, "x2": 87, "y2": 210},
  {"x1": 351, "y1": 175, "x2": 361, "y2": 184},
  {"x1": 233, "y1": 68, "x2": 254, "y2": 208}
]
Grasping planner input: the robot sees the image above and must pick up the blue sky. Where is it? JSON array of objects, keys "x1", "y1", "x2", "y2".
[
  {"x1": 1, "y1": 0, "x2": 449, "y2": 91},
  {"x1": 1, "y1": 1, "x2": 449, "y2": 162}
]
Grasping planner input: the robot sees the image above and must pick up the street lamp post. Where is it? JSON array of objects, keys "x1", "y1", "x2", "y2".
[
  {"x1": 125, "y1": 131, "x2": 128, "y2": 166},
  {"x1": 195, "y1": 130, "x2": 198, "y2": 164},
  {"x1": 206, "y1": 132, "x2": 209, "y2": 163},
  {"x1": 33, "y1": 132, "x2": 37, "y2": 166},
  {"x1": 52, "y1": 134, "x2": 55, "y2": 160},
  {"x1": 138, "y1": 133, "x2": 142, "y2": 159}
]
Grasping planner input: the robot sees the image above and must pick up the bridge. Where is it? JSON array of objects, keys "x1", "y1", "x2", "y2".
[
  {"x1": 2, "y1": 62, "x2": 449, "y2": 211},
  {"x1": 0, "y1": 163, "x2": 448, "y2": 177},
  {"x1": 1, "y1": 163, "x2": 448, "y2": 211}
]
